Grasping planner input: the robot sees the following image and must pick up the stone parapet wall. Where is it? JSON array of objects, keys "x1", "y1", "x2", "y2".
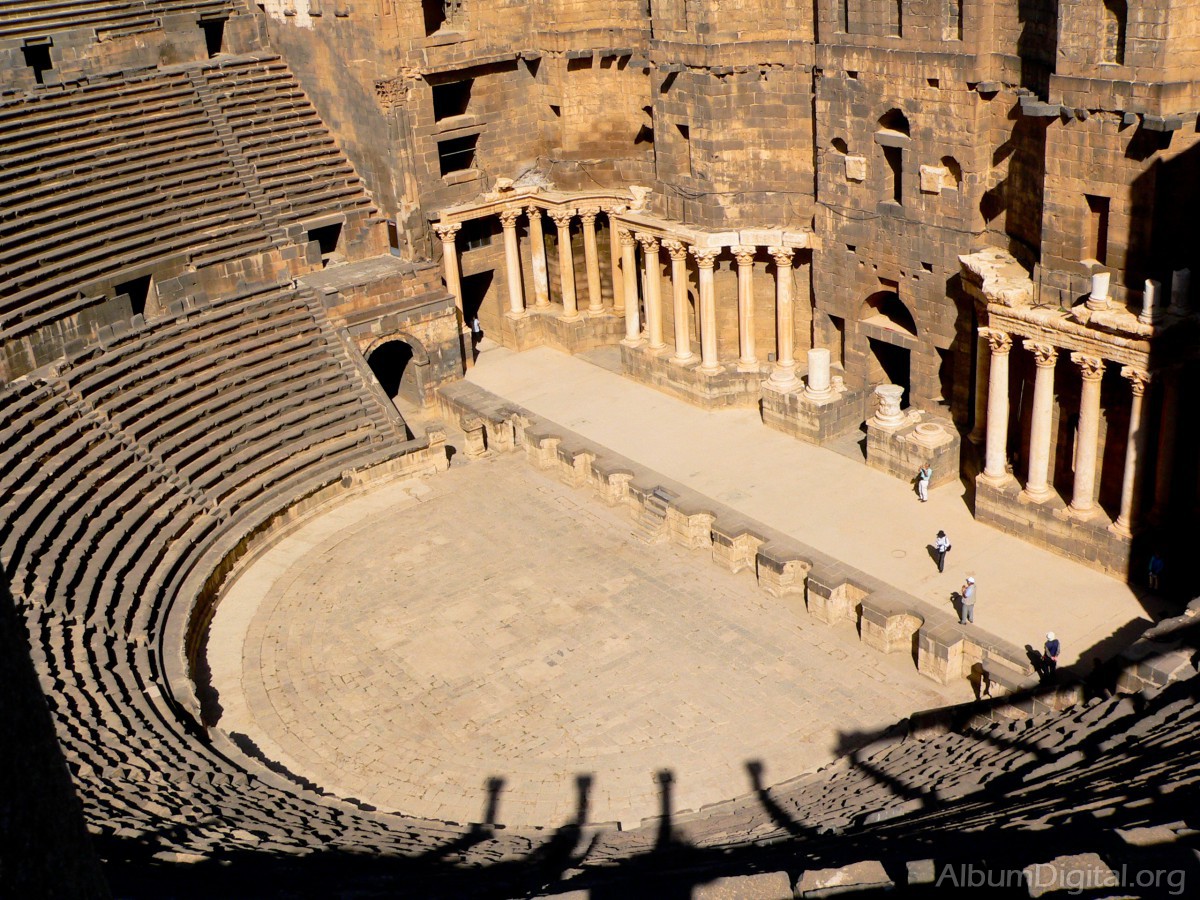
[{"x1": 620, "y1": 343, "x2": 766, "y2": 408}]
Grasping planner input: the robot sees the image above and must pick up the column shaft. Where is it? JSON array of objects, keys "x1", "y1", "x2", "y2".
[
  {"x1": 665, "y1": 241, "x2": 693, "y2": 362},
  {"x1": 981, "y1": 329, "x2": 1012, "y2": 480},
  {"x1": 1069, "y1": 354, "x2": 1106, "y2": 514},
  {"x1": 619, "y1": 229, "x2": 640, "y2": 344},
  {"x1": 734, "y1": 246, "x2": 758, "y2": 370},
  {"x1": 1113, "y1": 368, "x2": 1150, "y2": 535},
  {"x1": 1152, "y1": 369, "x2": 1180, "y2": 520},
  {"x1": 1022, "y1": 341, "x2": 1058, "y2": 500},
  {"x1": 607, "y1": 207, "x2": 625, "y2": 314},
  {"x1": 969, "y1": 325, "x2": 990, "y2": 443},
  {"x1": 691, "y1": 247, "x2": 721, "y2": 373},
  {"x1": 549, "y1": 212, "x2": 579, "y2": 320},
  {"x1": 526, "y1": 206, "x2": 550, "y2": 309},
  {"x1": 638, "y1": 234, "x2": 666, "y2": 349},
  {"x1": 433, "y1": 223, "x2": 463, "y2": 316},
  {"x1": 580, "y1": 208, "x2": 604, "y2": 314},
  {"x1": 769, "y1": 247, "x2": 797, "y2": 386},
  {"x1": 498, "y1": 210, "x2": 526, "y2": 317}
]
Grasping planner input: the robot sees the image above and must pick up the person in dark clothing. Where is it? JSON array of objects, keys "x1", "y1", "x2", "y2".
[
  {"x1": 1042, "y1": 631, "x2": 1061, "y2": 680},
  {"x1": 934, "y1": 530, "x2": 950, "y2": 573}
]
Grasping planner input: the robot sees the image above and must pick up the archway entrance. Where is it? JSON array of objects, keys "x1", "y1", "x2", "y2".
[
  {"x1": 367, "y1": 340, "x2": 417, "y2": 405},
  {"x1": 867, "y1": 338, "x2": 910, "y2": 405}
]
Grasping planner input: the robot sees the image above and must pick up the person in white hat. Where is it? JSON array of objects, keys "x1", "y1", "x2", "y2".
[
  {"x1": 959, "y1": 575, "x2": 976, "y2": 625},
  {"x1": 1042, "y1": 631, "x2": 1061, "y2": 679}
]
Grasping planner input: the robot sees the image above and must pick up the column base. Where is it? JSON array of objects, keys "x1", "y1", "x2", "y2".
[
  {"x1": 769, "y1": 365, "x2": 799, "y2": 388},
  {"x1": 505, "y1": 309, "x2": 528, "y2": 320},
  {"x1": 1066, "y1": 502, "x2": 1101, "y2": 522},
  {"x1": 698, "y1": 363, "x2": 724, "y2": 375},
  {"x1": 585, "y1": 306, "x2": 606, "y2": 317},
  {"x1": 979, "y1": 470, "x2": 1014, "y2": 488},
  {"x1": 621, "y1": 336, "x2": 645, "y2": 348},
  {"x1": 558, "y1": 312, "x2": 583, "y2": 323},
  {"x1": 1108, "y1": 519, "x2": 1133, "y2": 538},
  {"x1": 1019, "y1": 485, "x2": 1054, "y2": 504},
  {"x1": 736, "y1": 359, "x2": 761, "y2": 373},
  {"x1": 670, "y1": 351, "x2": 696, "y2": 366}
]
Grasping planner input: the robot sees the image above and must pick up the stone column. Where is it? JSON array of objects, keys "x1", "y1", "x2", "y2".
[
  {"x1": 691, "y1": 247, "x2": 721, "y2": 373},
  {"x1": 1169, "y1": 269, "x2": 1190, "y2": 315},
  {"x1": 498, "y1": 209, "x2": 526, "y2": 318},
  {"x1": 548, "y1": 211, "x2": 580, "y2": 321},
  {"x1": 1086, "y1": 271, "x2": 1110, "y2": 311},
  {"x1": 1112, "y1": 367, "x2": 1150, "y2": 536},
  {"x1": 607, "y1": 206, "x2": 625, "y2": 314},
  {"x1": 433, "y1": 223, "x2": 463, "y2": 316},
  {"x1": 579, "y1": 207, "x2": 604, "y2": 315},
  {"x1": 871, "y1": 384, "x2": 905, "y2": 428},
  {"x1": 1069, "y1": 353, "x2": 1105, "y2": 515},
  {"x1": 969, "y1": 325, "x2": 991, "y2": 444},
  {"x1": 1021, "y1": 340, "x2": 1058, "y2": 501},
  {"x1": 1138, "y1": 279, "x2": 1161, "y2": 325},
  {"x1": 637, "y1": 233, "x2": 666, "y2": 349},
  {"x1": 980, "y1": 328, "x2": 1012, "y2": 481},
  {"x1": 1151, "y1": 368, "x2": 1180, "y2": 521},
  {"x1": 525, "y1": 205, "x2": 551, "y2": 309},
  {"x1": 664, "y1": 240, "x2": 693, "y2": 363},
  {"x1": 734, "y1": 245, "x2": 758, "y2": 371},
  {"x1": 804, "y1": 348, "x2": 832, "y2": 401},
  {"x1": 769, "y1": 246, "x2": 797, "y2": 387},
  {"x1": 618, "y1": 228, "x2": 640, "y2": 344}
]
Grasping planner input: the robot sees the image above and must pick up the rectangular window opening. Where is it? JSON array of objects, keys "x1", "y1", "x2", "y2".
[
  {"x1": 115, "y1": 274, "x2": 152, "y2": 318},
  {"x1": 432, "y1": 79, "x2": 473, "y2": 121},
  {"x1": 884, "y1": 145, "x2": 903, "y2": 205},
  {"x1": 676, "y1": 123, "x2": 692, "y2": 176},
  {"x1": 200, "y1": 18, "x2": 226, "y2": 57},
  {"x1": 22, "y1": 41, "x2": 53, "y2": 85},
  {"x1": 459, "y1": 218, "x2": 495, "y2": 251},
  {"x1": 1085, "y1": 194, "x2": 1110, "y2": 265},
  {"x1": 437, "y1": 133, "x2": 479, "y2": 176},
  {"x1": 308, "y1": 222, "x2": 343, "y2": 267}
]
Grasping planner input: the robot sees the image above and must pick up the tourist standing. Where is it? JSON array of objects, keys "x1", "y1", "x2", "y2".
[
  {"x1": 959, "y1": 576, "x2": 976, "y2": 625},
  {"x1": 917, "y1": 464, "x2": 932, "y2": 502},
  {"x1": 1148, "y1": 552, "x2": 1164, "y2": 591},
  {"x1": 1042, "y1": 632, "x2": 1061, "y2": 679},
  {"x1": 934, "y1": 530, "x2": 951, "y2": 573}
]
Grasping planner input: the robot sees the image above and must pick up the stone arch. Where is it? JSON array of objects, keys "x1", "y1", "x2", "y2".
[
  {"x1": 364, "y1": 331, "x2": 431, "y2": 406},
  {"x1": 877, "y1": 108, "x2": 910, "y2": 137},
  {"x1": 1102, "y1": 0, "x2": 1127, "y2": 65},
  {"x1": 860, "y1": 290, "x2": 917, "y2": 337}
]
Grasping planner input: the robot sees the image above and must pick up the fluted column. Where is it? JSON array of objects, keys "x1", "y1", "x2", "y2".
[
  {"x1": 498, "y1": 209, "x2": 526, "y2": 318},
  {"x1": 637, "y1": 233, "x2": 666, "y2": 349},
  {"x1": 1112, "y1": 367, "x2": 1150, "y2": 536},
  {"x1": 980, "y1": 328, "x2": 1012, "y2": 481},
  {"x1": 1151, "y1": 368, "x2": 1180, "y2": 521},
  {"x1": 433, "y1": 223, "x2": 463, "y2": 316},
  {"x1": 618, "y1": 228, "x2": 640, "y2": 344},
  {"x1": 691, "y1": 247, "x2": 721, "y2": 373},
  {"x1": 1069, "y1": 353, "x2": 1105, "y2": 515},
  {"x1": 734, "y1": 245, "x2": 758, "y2": 371},
  {"x1": 1021, "y1": 340, "x2": 1058, "y2": 501},
  {"x1": 579, "y1": 207, "x2": 604, "y2": 315},
  {"x1": 548, "y1": 211, "x2": 579, "y2": 321},
  {"x1": 969, "y1": 324, "x2": 991, "y2": 444},
  {"x1": 607, "y1": 206, "x2": 625, "y2": 314},
  {"x1": 525, "y1": 205, "x2": 550, "y2": 309},
  {"x1": 663, "y1": 240, "x2": 693, "y2": 363},
  {"x1": 769, "y1": 246, "x2": 797, "y2": 387}
]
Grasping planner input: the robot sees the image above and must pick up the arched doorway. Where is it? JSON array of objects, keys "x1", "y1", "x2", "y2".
[
  {"x1": 368, "y1": 340, "x2": 417, "y2": 405},
  {"x1": 860, "y1": 290, "x2": 917, "y2": 406}
]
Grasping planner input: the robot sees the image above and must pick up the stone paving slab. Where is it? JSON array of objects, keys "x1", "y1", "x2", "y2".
[
  {"x1": 209, "y1": 458, "x2": 970, "y2": 831},
  {"x1": 467, "y1": 345, "x2": 1171, "y2": 669}
]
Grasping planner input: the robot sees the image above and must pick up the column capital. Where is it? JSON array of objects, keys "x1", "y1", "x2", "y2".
[
  {"x1": 604, "y1": 203, "x2": 628, "y2": 216},
  {"x1": 524, "y1": 204, "x2": 544, "y2": 219},
  {"x1": 1071, "y1": 352, "x2": 1106, "y2": 381},
  {"x1": 1121, "y1": 366, "x2": 1150, "y2": 396},
  {"x1": 733, "y1": 245, "x2": 757, "y2": 266},
  {"x1": 433, "y1": 222, "x2": 461, "y2": 241},
  {"x1": 980, "y1": 327, "x2": 1012, "y2": 355},
  {"x1": 577, "y1": 206, "x2": 600, "y2": 225},
  {"x1": 769, "y1": 246, "x2": 794, "y2": 268},
  {"x1": 1023, "y1": 339, "x2": 1058, "y2": 367},
  {"x1": 690, "y1": 246, "x2": 721, "y2": 268},
  {"x1": 663, "y1": 239, "x2": 689, "y2": 261},
  {"x1": 548, "y1": 210, "x2": 575, "y2": 229},
  {"x1": 617, "y1": 227, "x2": 637, "y2": 247},
  {"x1": 635, "y1": 232, "x2": 660, "y2": 252},
  {"x1": 498, "y1": 208, "x2": 523, "y2": 228}
]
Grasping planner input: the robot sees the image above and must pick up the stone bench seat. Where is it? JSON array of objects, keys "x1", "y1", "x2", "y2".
[
  {"x1": 0, "y1": 3, "x2": 157, "y2": 40},
  {"x1": 0, "y1": 164, "x2": 243, "y2": 253},
  {"x1": 68, "y1": 287, "x2": 302, "y2": 400},
  {"x1": 127, "y1": 509, "x2": 221, "y2": 640},
  {"x1": 104, "y1": 319, "x2": 318, "y2": 427}
]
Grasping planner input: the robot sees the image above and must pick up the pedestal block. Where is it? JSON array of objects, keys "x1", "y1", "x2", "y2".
[
  {"x1": 761, "y1": 378, "x2": 869, "y2": 445},
  {"x1": 865, "y1": 414, "x2": 961, "y2": 489}
]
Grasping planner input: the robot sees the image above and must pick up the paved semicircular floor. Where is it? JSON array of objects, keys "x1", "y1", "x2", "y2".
[{"x1": 208, "y1": 456, "x2": 970, "y2": 830}]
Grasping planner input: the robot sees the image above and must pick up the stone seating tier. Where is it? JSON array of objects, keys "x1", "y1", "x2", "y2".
[{"x1": 0, "y1": 1, "x2": 245, "y2": 42}]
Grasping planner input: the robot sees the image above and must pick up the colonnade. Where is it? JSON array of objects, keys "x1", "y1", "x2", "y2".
[
  {"x1": 437, "y1": 206, "x2": 805, "y2": 384},
  {"x1": 977, "y1": 327, "x2": 1166, "y2": 535}
]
